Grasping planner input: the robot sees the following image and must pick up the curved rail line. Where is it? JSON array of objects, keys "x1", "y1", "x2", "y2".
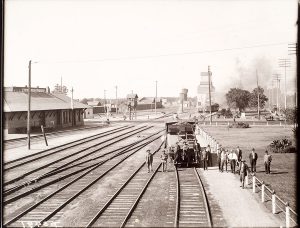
[
  {"x1": 86, "y1": 142, "x2": 164, "y2": 227},
  {"x1": 4, "y1": 125, "x2": 153, "y2": 193},
  {"x1": 174, "y1": 167, "x2": 212, "y2": 227},
  {"x1": 3, "y1": 134, "x2": 164, "y2": 227},
  {"x1": 4, "y1": 125, "x2": 132, "y2": 169},
  {"x1": 4, "y1": 129, "x2": 164, "y2": 203}
]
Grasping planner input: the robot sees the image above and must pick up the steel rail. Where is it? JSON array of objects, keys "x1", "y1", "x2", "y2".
[
  {"x1": 4, "y1": 126, "x2": 154, "y2": 196},
  {"x1": 4, "y1": 125, "x2": 103, "y2": 143},
  {"x1": 174, "y1": 167, "x2": 212, "y2": 227},
  {"x1": 174, "y1": 166, "x2": 180, "y2": 227},
  {"x1": 3, "y1": 133, "x2": 161, "y2": 205},
  {"x1": 4, "y1": 125, "x2": 132, "y2": 170},
  {"x1": 4, "y1": 134, "x2": 163, "y2": 227},
  {"x1": 120, "y1": 164, "x2": 162, "y2": 227},
  {"x1": 4, "y1": 125, "x2": 150, "y2": 186},
  {"x1": 194, "y1": 167, "x2": 212, "y2": 227},
  {"x1": 86, "y1": 142, "x2": 164, "y2": 227},
  {"x1": 4, "y1": 125, "x2": 130, "y2": 166}
]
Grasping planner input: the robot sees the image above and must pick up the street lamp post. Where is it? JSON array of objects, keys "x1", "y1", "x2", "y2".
[
  {"x1": 155, "y1": 81, "x2": 157, "y2": 116},
  {"x1": 27, "y1": 60, "x2": 32, "y2": 150}
]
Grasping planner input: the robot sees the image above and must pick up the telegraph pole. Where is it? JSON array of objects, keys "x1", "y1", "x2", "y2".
[
  {"x1": 278, "y1": 58, "x2": 291, "y2": 110},
  {"x1": 155, "y1": 80, "x2": 157, "y2": 116},
  {"x1": 256, "y1": 70, "x2": 260, "y2": 120},
  {"x1": 71, "y1": 87, "x2": 74, "y2": 110},
  {"x1": 104, "y1": 89, "x2": 107, "y2": 116},
  {"x1": 273, "y1": 74, "x2": 281, "y2": 113},
  {"x1": 115, "y1": 86, "x2": 118, "y2": 114},
  {"x1": 208, "y1": 66, "x2": 212, "y2": 124},
  {"x1": 27, "y1": 60, "x2": 32, "y2": 150}
]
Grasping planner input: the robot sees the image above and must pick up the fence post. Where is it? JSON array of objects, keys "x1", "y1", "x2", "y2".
[
  {"x1": 261, "y1": 181, "x2": 265, "y2": 203},
  {"x1": 272, "y1": 190, "x2": 276, "y2": 214},
  {"x1": 267, "y1": 121, "x2": 269, "y2": 126},
  {"x1": 252, "y1": 175, "x2": 256, "y2": 193},
  {"x1": 286, "y1": 202, "x2": 290, "y2": 228},
  {"x1": 280, "y1": 122, "x2": 282, "y2": 126}
]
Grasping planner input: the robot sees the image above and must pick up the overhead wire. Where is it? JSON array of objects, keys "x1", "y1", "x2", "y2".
[{"x1": 35, "y1": 41, "x2": 292, "y2": 64}]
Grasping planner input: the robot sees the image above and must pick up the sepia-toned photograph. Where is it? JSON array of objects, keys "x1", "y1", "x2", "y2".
[{"x1": 2, "y1": 0, "x2": 298, "y2": 227}]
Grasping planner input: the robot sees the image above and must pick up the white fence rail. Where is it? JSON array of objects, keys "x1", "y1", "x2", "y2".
[
  {"x1": 197, "y1": 125, "x2": 297, "y2": 228},
  {"x1": 249, "y1": 175, "x2": 297, "y2": 228}
]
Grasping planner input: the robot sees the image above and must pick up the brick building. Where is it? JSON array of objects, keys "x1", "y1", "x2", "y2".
[{"x1": 4, "y1": 86, "x2": 89, "y2": 133}]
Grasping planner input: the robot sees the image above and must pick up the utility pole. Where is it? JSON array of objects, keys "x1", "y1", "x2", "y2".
[
  {"x1": 155, "y1": 80, "x2": 157, "y2": 116},
  {"x1": 71, "y1": 87, "x2": 74, "y2": 110},
  {"x1": 278, "y1": 58, "x2": 291, "y2": 110},
  {"x1": 70, "y1": 87, "x2": 74, "y2": 126},
  {"x1": 273, "y1": 74, "x2": 281, "y2": 113},
  {"x1": 208, "y1": 66, "x2": 212, "y2": 124},
  {"x1": 271, "y1": 80, "x2": 274, "y2": 110},
  {"x1": 27, "y1": 60, "x2": 32, "y2": 150},
  {"x1": 104, "y1": 89, "x2": 107, "y2": 116},
  {"x1": 115, "y1": 86, "x2": 118, "y2": 114},
  {"x1": 256, "y1": 70, "x2": 260, "y2": 120},
  {"x1": 61, "y1": 76, "x2": 63, "y2": 93}
]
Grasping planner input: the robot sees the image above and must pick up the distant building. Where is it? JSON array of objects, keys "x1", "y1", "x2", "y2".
[
  {"x1": 4, "y1": 86, "x2": 89, "y2": 133},
  {"x1": 197, "y1": 74, "x2": 215, "y2": 112},
  {"x1": 137, "y1": 97, "x2": 162, "y2": 110},
  {"x1": 126, "y1": 93, "x2": 138, "y2": 109},
  {"x1": 87, "y1": 101, "x2": 102, "y2": 106}
]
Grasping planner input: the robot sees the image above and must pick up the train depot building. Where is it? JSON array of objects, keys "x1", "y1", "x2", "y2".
[{"x1": 4, "y1": 86, "x2": 90, "y2": 133}]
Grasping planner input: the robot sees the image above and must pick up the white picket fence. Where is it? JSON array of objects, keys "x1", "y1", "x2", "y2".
[{"x1": 197, "y1": 125, "x2": 297, "y2": 228}]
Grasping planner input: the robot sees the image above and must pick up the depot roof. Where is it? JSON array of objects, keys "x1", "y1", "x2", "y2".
[{"x1": 4, "y1": 91, "x2": 90, "y2": 112}]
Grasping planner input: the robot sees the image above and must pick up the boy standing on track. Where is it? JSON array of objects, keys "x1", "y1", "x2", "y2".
[
  {"x1": 145, "y1": 149, "x2": 153, "y2": 173},
  {"x1": 161, "y1": 150, "x2": 168, "y2": 172}
]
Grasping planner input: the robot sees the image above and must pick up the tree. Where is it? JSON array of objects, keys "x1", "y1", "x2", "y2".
[
  {"x1": 53, "y1": 84, "x2": 68, "y2": 95},
  {"x1": 249, "y1": 86, "x2": 268, "y2": 109},
  {"x1": 283, "y1": 107, "x2": 297, "y2": 124},
  {"x1": 225, "y1": 88, "x2": 251, "y2": 112},
  {"x1": 80, "y1": 98, "x2": 88, "y2": 105}
]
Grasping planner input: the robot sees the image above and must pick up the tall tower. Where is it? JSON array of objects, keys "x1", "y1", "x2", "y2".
[{"x1": 197, "y1": 73, "x2": 215, "y2": 112}]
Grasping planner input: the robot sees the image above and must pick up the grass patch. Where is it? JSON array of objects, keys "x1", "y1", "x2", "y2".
[{"x1": 201, "y1": 125, "x2": 296, "y2": 211}]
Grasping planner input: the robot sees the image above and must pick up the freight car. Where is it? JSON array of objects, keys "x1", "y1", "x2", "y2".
[{"x1": 165, "y1": 121, "x2": 200, "y2": 167}]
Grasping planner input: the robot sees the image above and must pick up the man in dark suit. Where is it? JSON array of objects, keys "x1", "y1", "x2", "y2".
[
  {"x1": 240, "y1": 159, "x2": 249, "y2": 189},
  {"x1": 145, "y1": 149, "x2": 153, "y2": 173},
  {"x1": 249, "y1": 148, "x2": 258, "y2": 173},
  {"x1": 236, "y1": 146, "x2": 242, "y2": 174}
]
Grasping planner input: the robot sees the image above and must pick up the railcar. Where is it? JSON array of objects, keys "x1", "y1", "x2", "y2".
[{"x1": 165, "y1": 121, "x2": 200, "y2": 167}]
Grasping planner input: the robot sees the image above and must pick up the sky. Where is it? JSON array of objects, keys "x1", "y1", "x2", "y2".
[{"x1": 4, "y1": 0, "x2": 298, "y2": 101}]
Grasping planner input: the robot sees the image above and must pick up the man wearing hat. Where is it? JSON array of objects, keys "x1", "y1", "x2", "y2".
[
  {"x1": 145, "y1": 149, "x2": 153, "y2": 173},
  {"x1": 240, "y1": 159, "x2": 249, "y2": 189},
  {"x1": 249, "y1": 148, "x2": 258, "y2": 174},
  {"x1": 161, "y1": 149, "x2": 168, "y2": 172},
  {"x1": 174, "y1": 142, "x2": 181, "y2": 164}
]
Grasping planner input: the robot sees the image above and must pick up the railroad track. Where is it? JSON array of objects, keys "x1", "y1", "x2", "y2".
[
  {"x1": 3, "y1": 132, "x2": 164, "y2": 227},
  {"x1": 4, "y1": 125, "x2": 106, "y2": 149},
  {"x1": 4, "y1": 125, "x2": 153, "y2": 193},
  {"x1": 85, "y1": 142, "x2": 163, "y2": 227},
  {"x1": 175, "y1": 167, "x2": 212, "y2": 227},
  {"x1": 4, "y1": 125, "x2": 131, "y2": 169}
]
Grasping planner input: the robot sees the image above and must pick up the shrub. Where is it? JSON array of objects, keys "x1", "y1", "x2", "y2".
[
  {"x1": 269, "y1": 138, "x2": 295, "y2": 153},
  {"x1": 229, "y1": 122, "x2": 250, "y2": 128}
]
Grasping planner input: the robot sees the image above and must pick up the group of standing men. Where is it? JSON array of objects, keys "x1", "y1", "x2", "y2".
[{"x1": 216, "y1": 146, "x2": 273, "y2": 188}]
